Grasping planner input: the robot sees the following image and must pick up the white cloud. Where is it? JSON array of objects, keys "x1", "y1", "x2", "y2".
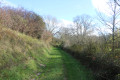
[
  {"x1": 92, "y1": 0, "x2": 114, "y2": 16},
  {"x1": 0, "y1": 0, "x2": 16, "y2": 7},
  {"x1": 92, "y1": 0, "x2": 108, "y2": 11},
  {"x1": 60, "y1": 19, "x2": 73, "y2": 28},
  {"x1": 93, "y1": 25, "x2": 112, "y2": 36}
]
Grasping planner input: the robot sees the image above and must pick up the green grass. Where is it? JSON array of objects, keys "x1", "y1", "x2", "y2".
[
  {"x1": 40, "y1": 47, "x2": 95, "y2": 80},
  {"x1": 0, "y1": 27, "x2": 49, "y2": 80},
  {"x1": 0, "y1": 46, "x2": 48, "y2": 80},
  {"x1": 39, "y1": 48, "x2": 65, "y2": 80}
]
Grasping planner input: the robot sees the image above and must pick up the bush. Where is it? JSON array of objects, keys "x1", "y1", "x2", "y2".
[{"x1": 61, "y1": 43, "x2": 120, "y2": 80}]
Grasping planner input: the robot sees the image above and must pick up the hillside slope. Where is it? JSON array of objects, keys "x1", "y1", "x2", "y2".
[{"x1": 0, "y1": 27, "x2": 49, "y2": 80}]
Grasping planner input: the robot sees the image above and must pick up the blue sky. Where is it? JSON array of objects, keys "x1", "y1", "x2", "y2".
[{"x1": 4, "y1": 0, "x2": 96, "y2": 21}]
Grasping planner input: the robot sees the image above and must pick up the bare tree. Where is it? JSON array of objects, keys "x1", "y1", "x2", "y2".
[
  {"x1": 43, "y1": 15, "x2": 62, "y2": 42},
  {"x1": 73, "y1": 15, "x2": 94, "y2": 45},
  {"x1": 97, "y1": 0, "x2": 120, "y2": 52},
  {"x1": 58, "y1": 27, "x2": 74, "y2": 47},
  {"x1": 43, "y1": 15, "x2": 59, "y2": 36},
  {"x1": 114, "y1": 0, "x2": 120, "y2": 6}
]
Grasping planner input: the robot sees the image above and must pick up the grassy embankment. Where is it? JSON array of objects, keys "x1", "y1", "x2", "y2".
[{"x1": 0, "y1": 27, "x2": 49, "y2": 80}]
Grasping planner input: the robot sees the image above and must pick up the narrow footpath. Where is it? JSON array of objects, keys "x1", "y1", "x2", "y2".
[{"x1": 40, "y1": 47, "x2": 95, "y2": 80}]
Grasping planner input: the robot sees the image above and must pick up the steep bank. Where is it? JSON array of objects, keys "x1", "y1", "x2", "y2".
[{"x1": 0, "y1": 27, "x2": 49, "y2": 80}]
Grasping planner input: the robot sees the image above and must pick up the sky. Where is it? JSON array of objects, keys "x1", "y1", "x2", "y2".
[
  {"x1": 0, "y1": 0, "x2": 97, "y2": 21},
  {"x1": 0, "y1": 0, "x2": 111, "y2": 35}
]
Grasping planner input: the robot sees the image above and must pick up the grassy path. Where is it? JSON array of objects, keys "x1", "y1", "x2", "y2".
[{"x1": 40, "y1": 47, "x2": 95, "y2": 80}]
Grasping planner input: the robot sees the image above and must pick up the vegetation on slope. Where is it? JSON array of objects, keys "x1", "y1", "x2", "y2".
[
  {"x1": 0, "y1": 27, "x2": 49, "y2": 80},
  {"x1": 0, "y1": 6, "x2": 45, "y2": 38}
]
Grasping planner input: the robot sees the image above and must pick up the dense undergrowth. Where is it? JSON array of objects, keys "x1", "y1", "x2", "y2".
[
  {"x1": 59, "y1": 45, "x2": 120, "y2": 80},
  {"x1": 0, "y1": 27, "x2": 49, "y2": 80}
]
